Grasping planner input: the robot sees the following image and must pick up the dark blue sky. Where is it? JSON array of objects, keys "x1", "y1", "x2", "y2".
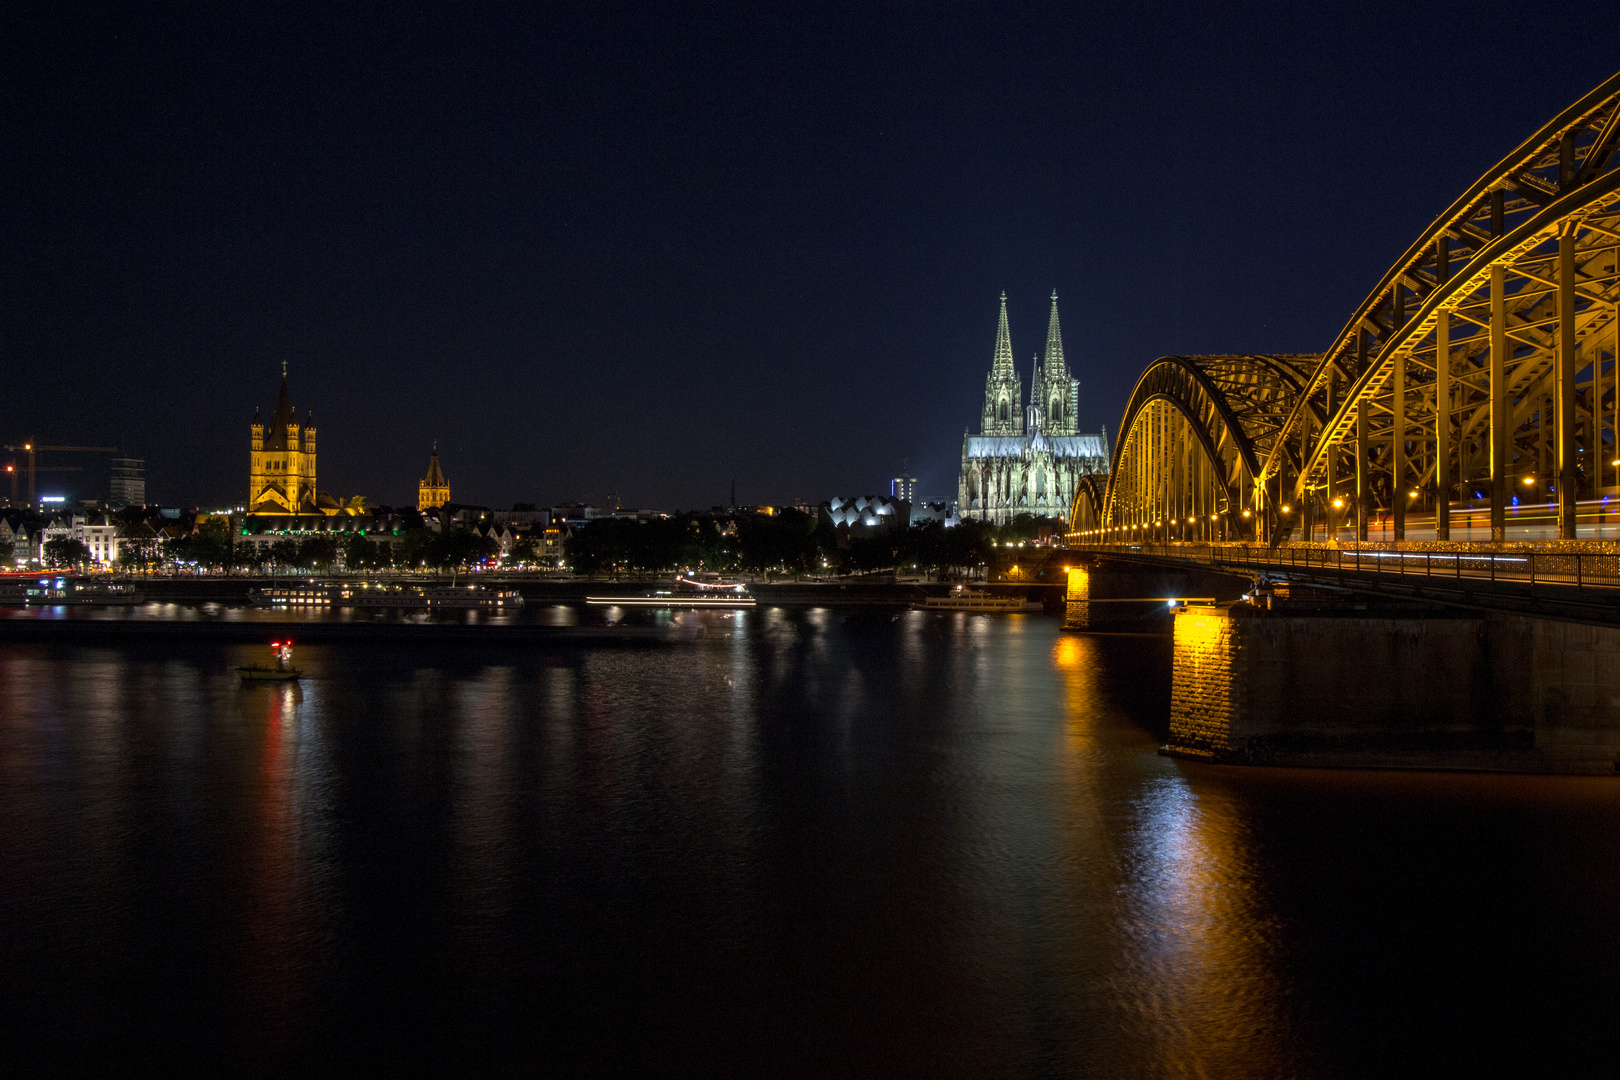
[{"x1": 3, "y1": 3, "x2": 1614, "y2": 510}]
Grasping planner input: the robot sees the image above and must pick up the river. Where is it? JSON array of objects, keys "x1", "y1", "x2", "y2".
[{"x1": 2, "y1": 606, "x2": 1617, "y2": 1076}]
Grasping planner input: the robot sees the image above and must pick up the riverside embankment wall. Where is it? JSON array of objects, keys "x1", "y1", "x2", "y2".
[{"x1": 1168, "y1": 603, "x2": 1620, "y2": 774}]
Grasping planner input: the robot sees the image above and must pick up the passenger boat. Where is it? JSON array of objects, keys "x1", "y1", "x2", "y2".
[
  {"x1": 917, "y1": 588, "x2": 1041, "y2": 613},
  {"x1": 586, "y1": 591, "x2": 756, "y2": 609},
  {"x1": 249, "y1": 583, "x2": 431, "y2": 609},
  {"x1": 249, "y1": 583, "x2": 336, "y2": 607},
  {"x1": 238, "y1": 641, "x2": 301, "y2": 682},
  {"x1": 3, "y1": 577, "x2": 144, "y2": 605},
  {"x1": 422, "y1": 584, "x2": 525, "y2": 608},
  {"x1": 334, "y1": 584, "x2": 429, "y2": 608}
]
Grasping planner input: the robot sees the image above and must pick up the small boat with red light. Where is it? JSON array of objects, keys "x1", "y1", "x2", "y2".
[{"x1": 238, "y1": 641, "x2": 302, "y2": 682}]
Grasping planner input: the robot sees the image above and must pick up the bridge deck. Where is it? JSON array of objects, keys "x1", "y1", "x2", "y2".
[{"x1": 1068, "y1": 542, "x2": 1620, "y2": 625}]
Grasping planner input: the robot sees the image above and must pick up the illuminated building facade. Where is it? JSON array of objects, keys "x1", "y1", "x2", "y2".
[
  {"x1": 959, "y1": 292, "x2": 1109, "y2": 523},
  {"x1": 419, "y1": 446, "x2": 450, "y2": 511},
  {"x1": 248, "y1": 366, "x2": 363, "y2": 517}
]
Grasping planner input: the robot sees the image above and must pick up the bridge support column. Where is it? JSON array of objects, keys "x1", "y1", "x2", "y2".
[
  {"x1": 1356, "y1": 398, "x2": 1369, "y2": 542},
  {"x1": 1392, "y1": 343, "x2": 1407, "y2": 541},
  {"x1": 1557, "y1": 225, "x2": 1579, "y2": 540},
  {"x1": 1325, "y1": 373, "x2": 1337, "y2": 541},
  {"x1": 1490, "y1": 264, "x2": 1508, "y2": 542},
  {"x1": 1436, "y1": 308, "x2": 1451, "y2": 540}
]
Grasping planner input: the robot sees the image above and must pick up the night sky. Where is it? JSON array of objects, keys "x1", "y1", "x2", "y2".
[{"x1": 4, "y1": 3, "x2": 1615, "y2": 511}]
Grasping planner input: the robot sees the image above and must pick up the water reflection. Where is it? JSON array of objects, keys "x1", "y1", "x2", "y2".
[
  {"x1": 240, "y1": 676, "x2": 336, "y2": 1048},
  {"x1": 1, "y1": 617, "x2": 1618, "y2": 1074}
]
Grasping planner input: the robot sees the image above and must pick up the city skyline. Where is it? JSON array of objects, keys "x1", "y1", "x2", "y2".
[{"x1": 5, "y1": 4, "x2": 1617, "y2": 510}]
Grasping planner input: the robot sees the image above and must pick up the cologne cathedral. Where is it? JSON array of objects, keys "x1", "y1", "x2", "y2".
[{"x1": 958, "y1": 292, "x2": 1109, "y2": 523}]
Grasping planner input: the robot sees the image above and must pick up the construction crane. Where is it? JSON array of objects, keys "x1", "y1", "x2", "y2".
[{"x1": 1, "y1": 443, "x2": 117, "y2": 505}]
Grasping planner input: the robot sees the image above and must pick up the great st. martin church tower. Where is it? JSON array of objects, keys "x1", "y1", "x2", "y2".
[{"x1": 959, "y1": 292, "x2": 1109, "y2": 523}]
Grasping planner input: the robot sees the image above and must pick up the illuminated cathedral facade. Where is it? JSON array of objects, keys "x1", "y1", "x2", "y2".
[{"x1": 958, "y1": 292, "x2": 1109, "y2": 523}]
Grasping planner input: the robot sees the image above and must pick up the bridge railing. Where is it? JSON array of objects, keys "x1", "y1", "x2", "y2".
[{"x1": 1067, "y1": 543, "x2": 1620, "y2": 592}]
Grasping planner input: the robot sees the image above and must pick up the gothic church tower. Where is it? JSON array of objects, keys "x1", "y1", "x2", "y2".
[
  {"x1": 248, "y1": 365, "x2": 318, "y2": 515},
  {"x1": 1035, "y1": 291, "x2": 1080, "y2": 436},
  {"x1": 979, "y1": 292, "x2": 1024, "y2": 436},
  {"x1": 419, "y1": 445, "x2": 450, "y2": 511}
]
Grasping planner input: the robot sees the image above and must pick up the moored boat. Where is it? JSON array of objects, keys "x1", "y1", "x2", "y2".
[
  {"x1": 5, "y1": 576, "x2": 145, "y2": 605},
  {"x1": 422, "y1": 584, "x2": 524, "y2": 608},
  {"x1": 917, "y1": 588, "x2": 1041, "y2": 613}
]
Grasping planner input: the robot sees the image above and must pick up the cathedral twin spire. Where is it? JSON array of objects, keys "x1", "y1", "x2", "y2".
[{"x1": 981, "y1": 291, "x2": 1079, "y2": 438}]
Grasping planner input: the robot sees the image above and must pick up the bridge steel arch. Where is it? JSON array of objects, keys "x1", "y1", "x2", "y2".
[
  {"x1": 1069, "y1": 473, "x2": 1107, "y2": 531},
  {"x1": 1260, "y1": 72, "x2": 1620, "y2": 543},
  {"x1": 1075, "y1": 71, "x2": 1620, "y2": 547},
  {"x1": 1083, "y1": 354, "x2": 1319, "y2": 543}
]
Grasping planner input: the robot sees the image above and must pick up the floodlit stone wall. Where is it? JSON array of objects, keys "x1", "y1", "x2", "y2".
[
  {"x1": 1168, "y1": 605, "x2": 1242, "y2": 758},
  {"x1": 1166, "y1": 602, "x2": 1620, "y2": 774}
]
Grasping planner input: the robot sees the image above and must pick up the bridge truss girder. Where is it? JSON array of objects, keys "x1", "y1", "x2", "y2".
[
  {"x1": 1262, "y1": 72, "x2": 1620, "y2": 543},
  {"x1": 1086, "y1": 354, "x2": 1319, "y2": 543}
]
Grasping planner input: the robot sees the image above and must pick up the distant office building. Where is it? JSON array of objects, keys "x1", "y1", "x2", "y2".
[
  {"x1": 419, "y1": 445, "x2": 450, "y2": 510},
  {"x1": 959, "y1": 292, "x2": 1109, "y2": 523},
  {"x1": 109, "y1": 458, "x2": 145, "y2": 508},
  {"x1": 890, "y1": 474, "x2": 917, "y2": 502}
]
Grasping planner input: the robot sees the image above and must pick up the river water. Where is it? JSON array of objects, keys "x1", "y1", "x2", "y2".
[{"x1": 2, "y1": 607, "x2": 1618, "y2": 1076}]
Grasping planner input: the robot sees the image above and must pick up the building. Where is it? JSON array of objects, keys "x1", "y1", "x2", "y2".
[
  {"x1": 249, "y1": 365, "x2": 320, "y2": 515},
  {"x1": 890, "y1": 474, "x2": 917, "y2": 502},
  {"x1": 419, "y1": 445, "x2": 450, "y2": 511},
  {"x1": 958, "y1": 292, "x2": 1109, "y2": 523},
  {"x1": 109, "y1": 458, "x2": 145, "y2": 508},
  {"x1": 74, "y1": 513, "x2": 120, "y2": 565},
  {"x1": 822, "y1": 495, "x2": 910, "y2": 538},
  {"x1": 247, "y1": 365, "x2": 369, "y2": 518}
]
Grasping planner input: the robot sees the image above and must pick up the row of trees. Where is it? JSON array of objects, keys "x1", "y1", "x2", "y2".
[
  {"x1": 44, "y1": 520, "x2": 512, "y2": 573},
  {"x1": 564, "y1": 509, "x2": 1061, "y2": 576},
  {"x1": 40, "y1": 510, "x2": 1063, "y2": 576}
]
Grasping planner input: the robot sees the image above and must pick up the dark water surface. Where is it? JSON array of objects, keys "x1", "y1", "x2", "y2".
[{"x1": 2, "y1": 608, "x2": 1618, "y2": 1076}]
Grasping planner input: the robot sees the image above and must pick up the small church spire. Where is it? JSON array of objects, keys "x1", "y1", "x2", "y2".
[{"x1": 1043, "y1": 290, "x2": 1067, "y2": 375}]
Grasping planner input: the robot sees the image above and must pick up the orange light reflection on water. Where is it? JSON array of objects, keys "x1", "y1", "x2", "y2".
[{"x1": 1049, "y1": 633, "x2": 1306, "y2": 1074}]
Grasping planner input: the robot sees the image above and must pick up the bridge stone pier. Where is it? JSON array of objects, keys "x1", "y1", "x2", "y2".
[{"x1": 1168, "y1": 597, "x2": 1620, "y2": 774}]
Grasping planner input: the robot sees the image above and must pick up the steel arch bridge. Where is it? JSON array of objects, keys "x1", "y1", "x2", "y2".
[{"x1": 1074, "y1": 71, "x2": 1620, "y2": 545}]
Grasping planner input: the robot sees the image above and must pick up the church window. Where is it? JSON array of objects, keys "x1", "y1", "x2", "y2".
[
  {"x1": 998, "y1": 400, "x2": 1009, "y2": 423},
  {"x1": 1036, "y1": 468, "x2": 1046, "y2": 496},
  {"x1": 1051, "y1": 397, "x2": 1063, "y2": 422}
]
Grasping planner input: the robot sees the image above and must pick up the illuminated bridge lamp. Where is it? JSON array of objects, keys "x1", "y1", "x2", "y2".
[
  {"x1": 1523, "y1": 476, "x2": 1536, "y2": 486},
  {"x1": 1281, "y1": 505, "x2": 1291, "y2": 513},
  {"x1": 1242, "y1": 509, "x2": 1251, "y2": 518},
  {"x1": 1332, "y1": 498, "x2": 1344, "y2": 508}
]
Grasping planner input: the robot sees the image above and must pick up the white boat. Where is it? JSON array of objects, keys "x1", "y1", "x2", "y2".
[
  {"x1": 7, "y1": 577, "x2": 144, "y2": 606},
  {"x1": 250, "y1": 583, "x2": 431, "y2": 609},
  {"x1": 249, "y1": 584, "x2": 336, "y2": 607},
  {"x1": 917, "y1": 589, "x2": 1041, "y2": 613},
  {"x1": 422, "y1": 585, "x2": 525, "y2": 608}
]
